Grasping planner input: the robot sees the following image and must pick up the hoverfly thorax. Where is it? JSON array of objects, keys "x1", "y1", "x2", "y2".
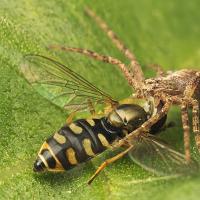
[{"x1": 107, "y1": 104, "x2": 149, "y2": 132}]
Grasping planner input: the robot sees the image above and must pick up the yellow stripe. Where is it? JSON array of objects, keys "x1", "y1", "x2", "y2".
[
  {"x1": 98, "y1": 133, "x2": 110, "y2": 147},
  {"x1": 83, "y1": 138, "x2": 95, "y2": 156},
  {"x1": 66, "y1": 148, "x2": 78, "y2": 165},
  {"x1": 69, "y1": 123, "x2": 83, "y2": 134},
  {"x1": 86, "y1": 119, "x2": 95, "y2": 126},
  {"x1": 38, "y1": 154, "x2": 49, "y2": 168},
  {"x1": 53, "y1": 132, "x2": 66, "y2": 144},
  {"x1": 38, "y1": 141, "x2": 49, "y2": 154}
]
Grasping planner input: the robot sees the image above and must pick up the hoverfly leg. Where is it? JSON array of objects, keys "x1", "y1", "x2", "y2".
[
  {"x1": 87, "y1": 99, "x2": 95, "y2": 115},
  {"x1": 87, "y1": 145, "x2": 134, "y2": 185},
  {"x1": 66, "y1": 101, "x2": 96, "y2": 124},
  {"x1": 66, "y1": 111, "x2": 77, "y2": 125}
]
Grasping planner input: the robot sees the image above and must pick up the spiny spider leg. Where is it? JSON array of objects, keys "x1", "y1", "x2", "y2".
[
  {"x1": 192, "y1": 99, "x2": 200, "y2": 152},
  {"x1": 48, "y1": 46, "x2": 134, "y2": 86},
  {"x1": 183, "y1": 74, "x2": 200, "y2": 153},
  {"x1": 84, "y1": 7, "x2": 144, "y2": 89},
  {"x1": 184, "y1": 79, "x2": 199, "y2": 98},
  {"x1": 147, "y1": 63, "x2": 166, "y2": 77},
  {"x1": 180, "y1": 102, "x2": 191, "y2": 162}
]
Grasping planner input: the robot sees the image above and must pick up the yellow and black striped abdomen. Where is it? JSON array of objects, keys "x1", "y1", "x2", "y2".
[{"x1": 34, "y1": 118, "x2": 123, "y2": 172}]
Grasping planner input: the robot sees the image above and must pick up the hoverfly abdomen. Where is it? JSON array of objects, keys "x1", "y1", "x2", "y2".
[{"x1": 34, "y1": 118, "x2": 123, "y2": 172}]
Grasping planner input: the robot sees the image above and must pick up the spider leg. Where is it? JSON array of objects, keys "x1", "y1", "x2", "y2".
[
  {"x1": 184, "y1": 79, "x2": 199, "y2": 98},
  {"x1": 191, "y1": 99, "x2": 200, "y2": 152},
  {"x1": 48, "y1": 46, "x2": 135, "y2": 87},
  {"x1": 87, "y1": 145, "x2": 134, "y2": 185},
  {"x1": 183, "y1": 75, "x2": 200, "y2": 153},
  {"x1": 147, "y1": 63, "x2": 166, "y2": 77},
  {"x1": 180, "y1": 102, "x2": 191, "y2": 162},
  {"x1": 84, "y1": 7, "x2": 144, "y2": 89}
]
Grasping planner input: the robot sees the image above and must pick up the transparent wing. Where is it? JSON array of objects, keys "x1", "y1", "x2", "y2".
[
  {"x1": 129, "y1": 134, "x2": 199, "y2": 175},
  {"x1": 20, "y1": 54, "x2": 118, "y2": 112}
]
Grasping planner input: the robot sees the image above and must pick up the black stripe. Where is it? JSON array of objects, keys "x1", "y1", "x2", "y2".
[
  {"x1": 78, "y1": 119, "x2": 105, "y2": 154},
  {"x1": 59, "y1": 125, "x2": 89, "y2": 163},
  {"x1": 47, "y1": 137, "x2": 74, "y2": 170},
  {"x1": 40, "y1": 149, "x2": 56, "y2": 169}
]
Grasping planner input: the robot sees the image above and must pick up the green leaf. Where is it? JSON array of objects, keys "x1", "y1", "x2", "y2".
[{"x1": 1, "y1": 0, "x2": 200, "y2": 199}]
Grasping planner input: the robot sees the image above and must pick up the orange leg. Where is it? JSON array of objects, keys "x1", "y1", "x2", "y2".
[
  {"x1": 88, "y1": 145, "x2": 133, "y2": 184},
  {"x1": 66, "y1": 111, "x2": 77, "y2": 124}
]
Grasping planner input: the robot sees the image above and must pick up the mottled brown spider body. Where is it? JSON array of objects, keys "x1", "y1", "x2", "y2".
[
  {"x1": 23, "y1": 7, "x2": 200, "y2": 184},
  {"x1": 133, "y1": 69, "x2": 200, "y2": 166},
  {"x1": 144, "y1": 69, "x2": 200, "y2": 98}
]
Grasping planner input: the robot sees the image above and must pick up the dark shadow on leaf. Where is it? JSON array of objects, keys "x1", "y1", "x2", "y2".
[{"x1": 33, "y1": 162, "x2": 96, "y2": 186}]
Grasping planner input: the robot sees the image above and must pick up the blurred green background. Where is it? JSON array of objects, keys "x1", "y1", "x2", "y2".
[{"x1": 1, "y1": 0, "x2": 200, "y2": 199}]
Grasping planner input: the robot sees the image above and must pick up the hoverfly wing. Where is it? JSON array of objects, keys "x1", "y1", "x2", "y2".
[
  {"x1": 20, "y1": 54, "x2": 118, "y2": 112},
  {"x1": 129, "y1": 134, "x2": 199, "y2": 176}
]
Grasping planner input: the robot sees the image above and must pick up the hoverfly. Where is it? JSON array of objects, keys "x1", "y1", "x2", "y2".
[{"x1": 20, "y1": 7, "x2": 199, "y2": 184}]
